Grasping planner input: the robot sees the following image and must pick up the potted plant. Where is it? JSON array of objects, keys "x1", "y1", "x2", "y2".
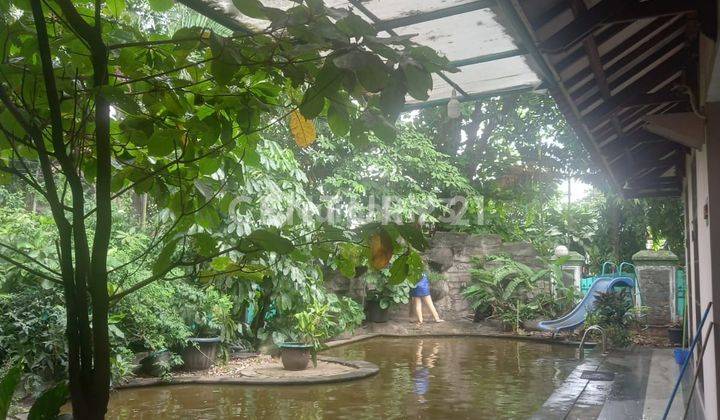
[
  {"x1": 180, "y1": 289, "x2": 234, "y2": 371},
  {"x1": 364, "y1": 273, "x2": 411, "y2": 323},
  {"x1": 668, "y1": 321, "x2": 683, "y2": 345},
  {"x1": 280, "y1": 302, "x2": 334, "y2": 370}
]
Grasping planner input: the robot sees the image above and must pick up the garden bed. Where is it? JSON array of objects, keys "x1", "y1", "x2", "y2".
[{"x1": 117, "y1": 355, "x2": 378, "y2": 388}]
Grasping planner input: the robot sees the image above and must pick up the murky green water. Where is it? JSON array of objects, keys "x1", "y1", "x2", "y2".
[{"x1": 106, "y1": 337, "x2": 578, "y2": 419}]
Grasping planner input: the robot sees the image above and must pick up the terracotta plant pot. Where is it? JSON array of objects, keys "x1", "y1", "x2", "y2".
[
  {"x1": 365, "y1": 300, "x2": 389, "y2": 323},
  {"x1": 181, "y1": 337, "x2": 221, "y2": 371},
  {"x1": 279, "y1": 343, "x2": 312, "y2": 371}
]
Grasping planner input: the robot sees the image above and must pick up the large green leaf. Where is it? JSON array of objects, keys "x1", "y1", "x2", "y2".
[
  {"x1": 148, "y1": 0, "x2": 173, "y2": 12},
  {"x1": 232, "y1": 0, "x2": 266, "y2": 19},
  {"x1": 27, "y1": 383, "x2": 69, "y2": 420},
  {"x1": 247, "y1": 229, "x2": 294, "y2": 254},
  {"x1": 327, "y1": 102, "x2": 350, "y2": 136},
  {"x1": 388, "y1": 254, "x2": 408, "y2": 285},
  {"x1": 0, "y1": 365, "x2": 21, "y2": 419},
  {"x1": 147, "y1": 129, "x2": 181, "y2": 157},
  {"x1": 394, "y1": 224, "x2": 428, "y2": 251},
  {"x1": 402, "y1": 63, "x2": 432, "y2": 101},
  {"x1": 152, "y1": 238, "x2": 180, "y2": 275},
  {"x1": 105, "y1": 0, "x2": 126, "y2": 18}
]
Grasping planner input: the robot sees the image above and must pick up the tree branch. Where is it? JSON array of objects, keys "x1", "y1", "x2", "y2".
[{"x1": 0, "y1": 250, "x2": 63, "y2": 284}]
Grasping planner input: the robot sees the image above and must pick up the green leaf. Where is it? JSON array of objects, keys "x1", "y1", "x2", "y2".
[
  {"x1": 148, "y1": 0, "x2": 173, "y2": 12},
  {"x1": 389, "y1": 254, "x2": 408, "y2": 285},
  {"x1": 211, "y1": 59, "x2": 239, "y2": 86},
  {"x1": 193, "y1": 232, "x2": 218, "y2": 257},
  {"x1": 336, "y1": 14, "x2": 376, "y2": 37},
  {"x1": 196, "y1": 207, "x2": 221, "y2": 230},
  {"x1": 406, "y1": 251, "x2": 424, "y2": 282},
  {"x1": 147, "y1": 129, "x2": 181, "y2": 157},
  {"x1": 394, "y1": 224, "x2": 429, "y2": 251},
  {"x1": 365, "y1": 112, "x2": 396, "y2": 142},
  {"x1": 327, "y1": 102, "x2": 350, "y2": 136},
  {"x1": 355, "y1": 54, "x2": 388, "y2": 93},
  {"x1": 299, "y1": 86, "x2": 326, "y2": 120},
  {"x1": 101, "y1": 86, "x2": 139, "y2": 115},
  {"x1": 232, "y1": 0, "x2": 266, "y2": 18},
  {"x1": 198, "y1": 157, "x2": 221, "y2": 175},
  {"x1": 152, "y1": 238, "x2": 180, "y2": 275},
  {"x1": 105, "y1": 0, "x2": 126, "y2": 17},
  {"x1": 333, "y1": 51, "x2": 389, "y2": 92},
  {"x1": 379, "y1": 71, "x2": 407, "y2": 119},
  {"x1": 247, "y1": 229, "x2": 294, "y2": 254},
  {"x1": 0, "y1": 365, "x2": 21, "y2": 419},
  {"x1": 210, "y1": 256, "x2": 233, "y2": 271},
  {"x1": 402, "y1": 63, "x2": 432, "y2": 101},
  {"x1": 27, "y1": 383, "x2": 69, "y2": 420}
]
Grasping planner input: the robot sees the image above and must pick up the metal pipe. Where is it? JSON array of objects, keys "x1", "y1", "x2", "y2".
[
  {"x1": 683, "y1": 321, "x2": 714, "y2": 419},
  {"x1": 577, "y1": 325, "x2": 607, "y2": 359},
  {"x1": 663, "y1": 301, "x2": 713, "y2": 419}
]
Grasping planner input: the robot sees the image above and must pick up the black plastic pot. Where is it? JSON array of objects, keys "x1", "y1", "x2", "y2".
[
  {"x1": 181, "y1": 337, "x2": 221, "y2": 371},
  {"x1": 366, "y1": 299, "x2": 389, "y2": 323},
  {"x1": 668, "y1": 327, "x2": 683, "y2": 345},
  {"x1": 279, "y1": 342, "x2": 312, "y2": 371}
]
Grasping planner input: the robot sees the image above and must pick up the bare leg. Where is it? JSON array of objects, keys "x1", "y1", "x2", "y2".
[
  {"x1": 422, "y1": 295, "x2": 443, "y2": 322},
  {"x1": 414, "y1": 297, "x2": 424, "y2": 323}
]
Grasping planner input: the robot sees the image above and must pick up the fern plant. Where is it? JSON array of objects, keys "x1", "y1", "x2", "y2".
[{"x1": 462, "y1": 255, "x2": 553, "y2": 330}]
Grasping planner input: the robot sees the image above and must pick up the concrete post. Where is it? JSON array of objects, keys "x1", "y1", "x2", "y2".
[
  {"x1": 632, "y1": 250, "x2": 679, "y2": 325},
  {"x1": 551, "y1": 251, "x2": 585, "y2": 293}
]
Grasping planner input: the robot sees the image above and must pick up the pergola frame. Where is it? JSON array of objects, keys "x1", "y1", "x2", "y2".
[{"x1": 178, "y1": 0, "x2": 714, "y2": 198}]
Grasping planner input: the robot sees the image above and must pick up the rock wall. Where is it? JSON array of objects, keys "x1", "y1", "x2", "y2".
[
  {"x1": 326, "y1": 231, "x2": 542, "y2": 321},
  {"x1": 419, "y1": 232, "x2": 542, "y2": 320}
]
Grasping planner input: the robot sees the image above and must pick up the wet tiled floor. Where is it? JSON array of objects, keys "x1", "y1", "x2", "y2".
[{"x1": 533, "y1": 348, "x2": 692, "y2": 419}]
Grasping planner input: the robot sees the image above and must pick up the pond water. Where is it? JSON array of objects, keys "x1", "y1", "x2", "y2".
[{"x1": 106, "y1": 337, "x2": 578, "y2": 419}]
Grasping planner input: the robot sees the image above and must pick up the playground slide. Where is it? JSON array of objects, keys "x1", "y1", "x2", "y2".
[{"x1": 538, "y1": 276, "x2": 635, "y2": 333}]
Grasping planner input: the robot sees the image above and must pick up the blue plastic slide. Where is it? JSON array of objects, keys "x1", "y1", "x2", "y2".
[{"x1": 538, "y1": 276, "x2": 635, "y2": 333}]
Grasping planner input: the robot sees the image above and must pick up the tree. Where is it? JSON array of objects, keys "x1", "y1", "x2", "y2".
[{"x1": 0, "y1": 0, "x2": 443, "y2": 416}]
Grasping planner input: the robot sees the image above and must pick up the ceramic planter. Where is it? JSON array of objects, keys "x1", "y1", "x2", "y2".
[
  {"x1": 279, "y1": 342, "x2": 313, "y2": 370},
  {"x1": 181, "y1": 337, "x2": 221, "y2": 371}
]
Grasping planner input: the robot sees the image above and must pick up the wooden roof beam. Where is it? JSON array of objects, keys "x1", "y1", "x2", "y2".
[
  {"x1": 573, "y1": 31, "x2": 686, "y2": 107},
  {"x1": 581, "y1": 53, "x2": 687, "y2": 129},
  {"x1": 540, "y1": 0, "x2": 697, "y2": 53},
  {"x1": 565, "y1": 16, "x2": 684, "y2": 91}
]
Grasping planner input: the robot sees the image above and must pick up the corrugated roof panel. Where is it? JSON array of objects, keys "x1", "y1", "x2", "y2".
[{"x1": 190, "y1": 0, "x2": 543, "y2": 104}]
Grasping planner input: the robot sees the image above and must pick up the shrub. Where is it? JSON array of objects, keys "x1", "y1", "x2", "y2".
[
  {"x1": 0, "y1": 284, "x2": 67, "y2": 396},
  {"x1": 585, "y1": 289, "x2": 633, "y2": 348}
]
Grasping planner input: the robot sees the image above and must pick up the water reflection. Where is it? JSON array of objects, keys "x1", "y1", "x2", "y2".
[
  {"x1": 413, "y1": 340, "x2": 439, "y2": 403},
  {"x1": 106, "y1": 337, "x2": 578, "y2": 419}
]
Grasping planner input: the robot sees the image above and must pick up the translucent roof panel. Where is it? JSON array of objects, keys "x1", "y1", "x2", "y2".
[
  {"x1": 193, "y1": 0, "x2": 542, "y2": 106},
  {"x1": 392, "y1": 8, "x2": 519, "y2": 61},
  {"x1": 323, "y1": 0, "x2": 479, "y2": 21},
  {"x1": 446, "y1": 57, "x2": 541, "y2": 95}
]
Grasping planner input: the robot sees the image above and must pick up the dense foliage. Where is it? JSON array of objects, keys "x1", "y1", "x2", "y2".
[
  {"x1": 462, "y1": 255, "x2": 577, "y2": 331},
  {"x1": 0, "y1": 0, "x2": 686, "y2": 416}
]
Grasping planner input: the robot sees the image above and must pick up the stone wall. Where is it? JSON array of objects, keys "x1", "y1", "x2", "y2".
[
  {"x1": 632, "y1": 250, "x2": 679, "y2": 326},
  {"x1": 635, "y1": 266, "x2": 674, "y2": 325},
  {"x1": 326, "y1": 231, "x2": 542, "y2": 321}
]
